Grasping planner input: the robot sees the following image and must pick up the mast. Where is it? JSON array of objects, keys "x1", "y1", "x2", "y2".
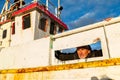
[
  {"x1": 58, "y1": 0, "x2": 60, "y2": 11},
  {"x1": 0, "y1": 0, "x2": 10, "y2": 22},
  {"x1": 0, "y1": 0, "x2": 26, "y2": 22},
  {"x1": 1, "y1": 0, "x2": 9, "y2": 14},
  {"x1": 46, "y1": 0, "x2": 49, "y2": 10},
  {"x1": 57, "y1": 0, "x2": 60, "y2": 18},
  {"x1": 33, "y1": 0, "x2": 38, "y2": 2},
  {"x1": 57, "y1": 0, "x2": 63, "y2": 19}
]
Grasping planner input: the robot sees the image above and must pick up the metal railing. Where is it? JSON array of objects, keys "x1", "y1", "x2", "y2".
[
  {"x1": 37, "y1": 0, "x2": 57, "y2": 17},
  {"x1": 0, "y1": 0, "x2": 59, "y2": 22}
]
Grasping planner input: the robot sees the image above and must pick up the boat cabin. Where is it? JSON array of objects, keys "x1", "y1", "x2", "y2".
[
  {"x1": 1, "y1": 1, "x2": 120, "y2": 80},
  {"x1": 0, "y1": 0, "x2": 68, "y2": 47}
]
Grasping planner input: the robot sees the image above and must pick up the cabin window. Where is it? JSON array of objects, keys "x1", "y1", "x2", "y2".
[
  {"x1": 58, "y1": 27, "x2": 63, "y2": 33},
  {"x1": 2, "y1": 30, "x2": 7, "y2": 39},
  {"x1": 50, "y1": 22, "x2": 56, "y2": 35},
  {"x1": 39, "y1": 18, "x2": 48, "y2": 32},
  {"x1": 55, "y1": 41, "x2": 103, "y2": 61},
  {"x1": 12, "y1": 22, "x2": 15, "y2": 34},
  {"x1": 22, "y1": 14, "x2": 31, "y2": 29}
]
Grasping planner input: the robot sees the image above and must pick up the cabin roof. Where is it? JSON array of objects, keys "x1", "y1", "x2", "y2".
[
  {"x1": 12, "y1": 2, "x2": 68, "y2": 30},
  {"x1": 0, "y1": 20, "x2": 11, "y2": 25}
]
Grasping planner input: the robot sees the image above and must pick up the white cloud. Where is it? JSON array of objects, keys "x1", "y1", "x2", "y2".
[
  {"x1": 79, "y1": 12, "x2": 95, "y2": 20},
  {"x1": 69, "y1": 12, "x2": 96, "y2": 29},
  {"x1": 60, "y1": 0, "x2": 120, "y2": 29}
]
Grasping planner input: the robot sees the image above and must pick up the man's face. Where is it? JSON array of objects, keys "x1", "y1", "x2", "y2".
[{"x1": 77, "y1": 48, "x2": 90, "y2": 59}]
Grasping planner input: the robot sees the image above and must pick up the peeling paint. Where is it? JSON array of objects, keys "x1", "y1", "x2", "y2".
[{"x1": 0, "y1": 58, "x2": 120, "y2": 74}]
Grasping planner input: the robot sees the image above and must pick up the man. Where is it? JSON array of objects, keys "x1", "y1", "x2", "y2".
[
  {"x1": 76, "y1": 45, "x2": 91, "y2": 59},
  {"x1": 55, "y1": 45, "x2": 102, "y2": 61}
]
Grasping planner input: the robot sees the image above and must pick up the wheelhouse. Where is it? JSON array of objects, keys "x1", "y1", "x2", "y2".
[{"x1": 0, "y1": 0, "x2": 68, "y2": 47}]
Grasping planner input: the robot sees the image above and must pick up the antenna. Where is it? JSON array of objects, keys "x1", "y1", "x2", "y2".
[
  {"x1": 46, "y1": 0, "x2": 49, "y2": 10},
  {"x1": 57, "y1": 0, "x2": 63, "y2": 19},
  {"x1": 33, "y1": 0, "x2": 38, "y2": 2},
  {"x1": 57, "y1": 0, "x2": 60, "y2": 18},
  {"x1": 1, "y1": 0, "x2": 9, "y2": 14},
  {"x1": 58, "y1": 0, "x2": 60, "y2": 10},
  {"x1": 0, "y1": 0, "x2": 10, "y2": 22}
]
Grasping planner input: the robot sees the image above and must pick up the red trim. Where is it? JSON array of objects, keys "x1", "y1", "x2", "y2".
[
  {"x1": 12, "y1": 22, "x2": 15, "y2": 34},
  {"x1": 12, "y1": 3, "x2": 68, "y2": 30},
  {"x1": 104, "y1": 17, "x2": 112, "y2": 21},
  {"x1": 22, "y1": 14, "x2": 31, "y2": 29},
  {"x1": 0, "y1": 20, "x2": 11, "y2": 25},
  {"x1": 12, "y1": 3, "x2": 36, "y2": 16}
]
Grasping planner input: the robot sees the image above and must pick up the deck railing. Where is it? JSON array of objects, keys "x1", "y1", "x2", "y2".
[{"x1": 0, "y1": 0, "x2": 59, "y2": 22}]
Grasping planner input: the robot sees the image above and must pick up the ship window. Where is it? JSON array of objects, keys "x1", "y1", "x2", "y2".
[
  {"x1": 22, "y1": 14, "x2": 31, "y2": 29},
  {"x1": 2, "y1": 30, "x2": 7, "y2": 39},
  {"x1": 39, "y1": 18, "x2": 48, "y2": 32},
  {"x1": 50, "y1": 22, "x2": 56, "y2": 35},
  {"x1": 55, "y1": 41, "x2": 103, "y2": 61},
  {"x1": 12, "y1": 22, "x2": 15, "y2": 34},
  {"x1": 58, "y1": 27, "x2": 63, "y2": 33}
]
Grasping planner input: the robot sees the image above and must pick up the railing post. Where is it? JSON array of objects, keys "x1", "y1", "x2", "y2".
[
  {"x1": 33, "y1": 0, "x2": 38, "y2": 2},
  {"x1": 46, "y1": 0, "x2": 48, "y2": 10},
  {"x1": 5, "y1": 0, "x2": 9, "y2": 12},
  {"x1": 20, "y1": 0, "x2": 23, "y2": 8},
  {"x1": 57, "y1": 0, "x2": 61, "y2": 18}
]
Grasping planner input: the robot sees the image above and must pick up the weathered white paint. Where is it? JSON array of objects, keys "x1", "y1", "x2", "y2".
[
  {"x1": 1, "y1": 16, "x2": 120, "y2": 68},
  {"x1": 10, "y1": 10, "x2": 52, "y2": 46},
  {"x1": 52, "y1": 27, "x2": 109, "y2": 65},
  {"x1": 53, "y1": 27, "x2": 105, "y2": 50},
  {"x1": 0, "y1": 37, "x2": 50, "y2": 69},
  {"x1": 10, "y1": 12, "x2": 34, "y2": 46},
  {"x1": 105, "y1": 22, "x2": 120, "y2": 58},
  {"x1": 34, "y1": 11, "x2": 50, "y2": 40},
  {"x1": 0, "y1": 22, "x2": 11, "y2": 48},
  {"x1": 0, "y1": 17, "x2": 120, "y2": 65}
]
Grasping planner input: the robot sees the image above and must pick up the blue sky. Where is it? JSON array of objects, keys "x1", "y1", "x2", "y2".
[
  {"x1": 60, "y1": 0, "x2": 120, "y2": 29},
  {"x1": 1, "y1": 0, "x2": 119, "y2": 50},
  {"x1": 0, "y1": 0, "x2": 120, "y2": 30}
]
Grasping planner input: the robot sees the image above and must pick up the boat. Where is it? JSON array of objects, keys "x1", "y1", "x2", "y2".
[{"x1": 0, "y1": 0, "x2": 120, "y2": 80}]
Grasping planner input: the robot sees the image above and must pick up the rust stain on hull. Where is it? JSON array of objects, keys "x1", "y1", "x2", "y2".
[
  {"x1": 0, "y1": 74, "x2": 7, "y2": 80},
  {"x1": 0, "y1": 58, "x2": 120, "y2": 74}
]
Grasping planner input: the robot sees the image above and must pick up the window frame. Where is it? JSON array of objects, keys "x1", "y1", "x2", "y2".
[
  {"x1": 2, "y1": 29, "x2": 7, "y2": 39},
  {"x1": 12, "y1": 22, "x2": 15, "y2": 35},
  {"x1": 58, "y1": 27, "x2": 64, "y2": 33},
  {"x1": 54, "y1": 40, "x2": 104, "y2": 64},
  {"x1": 50, "y1": 22, "x2": 57, "y2": 35},
  {"x1": 22, "y1": 14, "x2": 31, "y2": 30},
  {"x1": 39, "y1": 18, "x2": 48, "y2": 32}
]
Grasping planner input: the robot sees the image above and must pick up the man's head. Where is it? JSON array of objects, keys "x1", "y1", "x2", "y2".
[{"x1": 77, "y1": 45, "x2": 91, "y2": 59}]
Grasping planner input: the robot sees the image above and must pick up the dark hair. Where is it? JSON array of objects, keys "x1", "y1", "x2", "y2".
[{"x1": 77, "y1": 45, "x2": 91, "y2": 51}]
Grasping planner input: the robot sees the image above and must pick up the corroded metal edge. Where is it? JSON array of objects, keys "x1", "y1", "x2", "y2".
[{"x1": 0, "y1": 58, "x2": 120, "y2": 74}]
